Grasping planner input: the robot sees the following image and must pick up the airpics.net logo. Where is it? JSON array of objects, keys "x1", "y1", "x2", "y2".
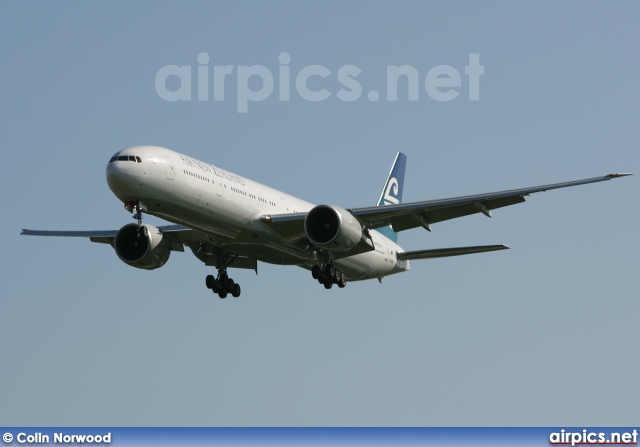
[{"x1": 154, "y1": 52, "x2": 484, "y2": 113}]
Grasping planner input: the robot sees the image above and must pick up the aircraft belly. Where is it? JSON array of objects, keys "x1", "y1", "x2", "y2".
[
  {"x1": 222, "y1": 243, "x2": 313, "y2": 266},
  {"x1": 142, "y1": 193, "x2": 313, "y2": 265}
]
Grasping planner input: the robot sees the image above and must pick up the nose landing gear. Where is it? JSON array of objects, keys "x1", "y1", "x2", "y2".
[{"x1": 125, "y1": 200, "x2": 147, "y2": 235}]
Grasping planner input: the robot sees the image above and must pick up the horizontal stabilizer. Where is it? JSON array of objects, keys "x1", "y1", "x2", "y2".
[{"x1": 397, "y1": 244, "x2": 509, "y2": 261}]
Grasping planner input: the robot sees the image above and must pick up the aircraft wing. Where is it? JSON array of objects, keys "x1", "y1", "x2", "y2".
[
  {"x1": 262, "y1": 173, "x2": 631, "y2": 238},
  {"x1": 21, "y1": 225, "x2": 191, "y2": 247},
  {"x1": 21, "y1": 225, "x2": 260, "y2": 270},
  {"x1": 351, "y1": 173, "x2": 631, "y2": 232}
]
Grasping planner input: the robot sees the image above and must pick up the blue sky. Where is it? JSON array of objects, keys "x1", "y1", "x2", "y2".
[{"x1": 1, "y1": 1, "x2": 638, "y2": 426}]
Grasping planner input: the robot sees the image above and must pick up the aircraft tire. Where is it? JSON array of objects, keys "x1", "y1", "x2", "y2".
[
  {"x1": 325, "y1": 265, "x2": 335, "y2": 281},
  {"x1": 206, "y1": 275, "x2": 216, "y2": 289},
  {"x1": 232, "y1": 283, "x2": 241, "y2": 298},
  {"x1": 218, "y1": 291, "x2": 227, "y2": 299}
]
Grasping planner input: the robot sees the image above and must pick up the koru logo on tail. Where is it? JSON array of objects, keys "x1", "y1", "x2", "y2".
[{"x1": 383, "y1": 178, "x2": 400, "y2": 205}]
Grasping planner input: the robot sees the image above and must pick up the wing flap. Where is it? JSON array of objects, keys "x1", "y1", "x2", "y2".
[
  {"x1": 89, "y1": 236, "x2": 114, "y2": 245},
  {"x1": 259, "y1": 213, "x2": 307, "y2": 242},
  {"x1": 385, "y1": 195, "x2": 527, "y2": 232},
  {"x1": 397, "y1": 244, "x2": 509, "y2": 261}
]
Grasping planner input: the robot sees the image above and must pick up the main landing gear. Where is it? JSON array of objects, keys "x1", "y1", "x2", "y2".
[
  {"x1": 311, "y1": 264, "x2": 347, "y2": 290},
  {"x1": 206, "y1": 269, "x2": 241, "y2": 299}
]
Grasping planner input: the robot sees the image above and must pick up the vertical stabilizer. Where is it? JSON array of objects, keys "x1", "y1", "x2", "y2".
[{"x1": 376, "y1": 152, "x2": 407, "y2": 243}]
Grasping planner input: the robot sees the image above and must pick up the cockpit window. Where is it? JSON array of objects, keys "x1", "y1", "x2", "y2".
[{"x1": 109, "y1": 154, "x2": 142, "y2": 163}]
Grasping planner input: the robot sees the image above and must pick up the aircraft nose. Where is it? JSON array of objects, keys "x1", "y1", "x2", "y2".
[{"x1": 106, "y1": 154, "x2": 144, "y2": 198}]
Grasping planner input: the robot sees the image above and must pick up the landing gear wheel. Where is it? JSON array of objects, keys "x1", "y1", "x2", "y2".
[
  {"x1": 325, "y1": 265, "x2": 335, "y2": 280},
  {"x1": 206, "y1": 250, "x2": 243, "y2": 298},
  {"x1": 311, "y1": 263, "x2": 347, "y2": 290}
]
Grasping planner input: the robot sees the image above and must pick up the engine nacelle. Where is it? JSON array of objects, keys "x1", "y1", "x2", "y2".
[
  {"x1": 304, "y1": 204, "x2": 364, "y2": 252},
  {"x1": 114, "y1": 223, "x2": 171, "y2": 270}
]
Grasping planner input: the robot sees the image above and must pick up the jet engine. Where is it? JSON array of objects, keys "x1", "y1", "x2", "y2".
[
  {"x1": 304, "y1": 204, "x2": 364, "y2": 251},
  {"x1": 114, "y1": 223, "x2": 172, "y2": 270}
]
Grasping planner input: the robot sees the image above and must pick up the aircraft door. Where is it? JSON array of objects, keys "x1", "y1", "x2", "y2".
[{"x1": 162, "y1": 156, "x2": 175, "y2": 180}]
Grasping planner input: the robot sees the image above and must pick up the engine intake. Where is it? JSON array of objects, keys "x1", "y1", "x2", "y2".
[
  {"x1": 304, "y1": 205, "x2": 363, "y2": 251},
  {"x1": 114, "y1": 223, "x2": 172, "y2": 270}
]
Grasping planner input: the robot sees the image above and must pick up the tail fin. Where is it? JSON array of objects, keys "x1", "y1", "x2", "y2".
[{"x1": 375, "y1": 152, "x2": 407, "y2": 243}]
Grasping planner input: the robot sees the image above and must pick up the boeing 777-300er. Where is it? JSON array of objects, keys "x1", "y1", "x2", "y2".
[{"x1": 22, "y1": 146, "x2": 631, "y2": 298}]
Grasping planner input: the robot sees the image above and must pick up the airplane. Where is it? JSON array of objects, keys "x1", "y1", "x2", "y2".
[{"x1": 21, "y1": 146, "x2": 631, "y2": 298}]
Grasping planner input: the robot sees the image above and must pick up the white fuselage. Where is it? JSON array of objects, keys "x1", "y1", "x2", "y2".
[{"x1": 105, "y1": 146, "x2": 409, "y2": 281}]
